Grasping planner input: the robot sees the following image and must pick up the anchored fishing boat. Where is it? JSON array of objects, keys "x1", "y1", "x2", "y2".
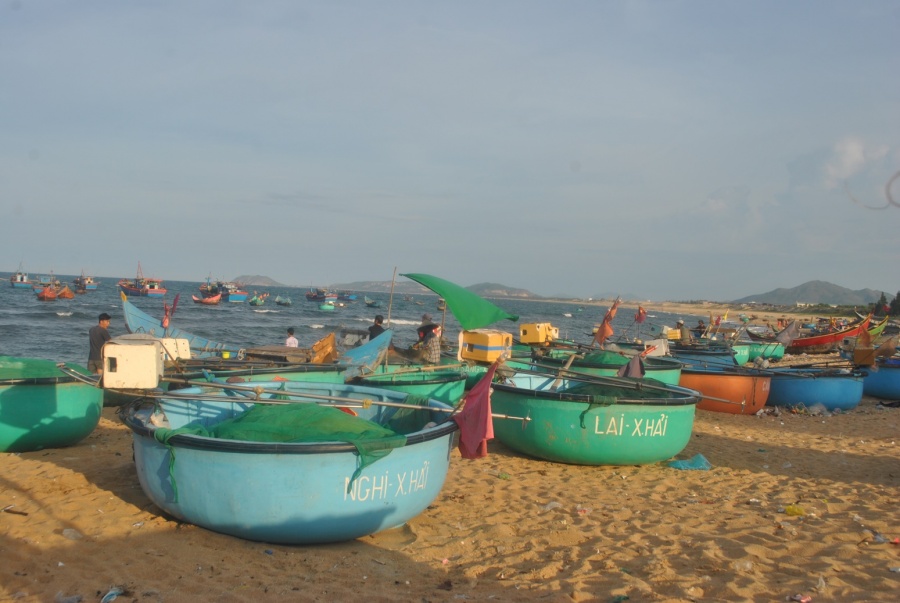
[
  {"x1": 192, "y1": 293, "x2": 221, "y2": 305},
  {"x1": 9, "y1": 263, "x2": 32, "y2": 289},
  {"x1": 199, "y1": 279, "x2": 248, "y2": 303},
  {"x1": 72, "y1": 271, "x2": 99, "y2": 291},
  {"x1": 275, "y1": 295, "x2": 292, "y2": 307},
  {"x1": 118, "y1": 263, "x2": 167, "y2": 298},
  {"x1": 0, "y1": 357, "x2": 103, "y2": 453}
]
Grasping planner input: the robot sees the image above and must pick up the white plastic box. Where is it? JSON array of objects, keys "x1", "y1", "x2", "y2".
[{"x1": 102, "y1": 337, "x2": 165, "y2": 389}]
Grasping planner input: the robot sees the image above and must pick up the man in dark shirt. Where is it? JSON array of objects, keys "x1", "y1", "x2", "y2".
[
  {"x1": 88, "y1": 313, "x2": 112, "y2": 374},
  {"x1": 368, "y1": 315, "x2": 386, "y2": 340}
]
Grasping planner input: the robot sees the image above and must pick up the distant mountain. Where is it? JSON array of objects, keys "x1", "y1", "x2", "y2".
[
  {"x1": 233, "y1": 275, "x2": 286, "y2": 287},
  {"x1": 733, "y1": 280, "x2": 887, "y2": 306},
  {"x1": 331, "y1": 280, "x2": 539, "y2": 298}
]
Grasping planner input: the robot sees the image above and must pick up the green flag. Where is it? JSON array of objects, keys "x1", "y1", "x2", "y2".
[{"x1": 401, "y1": 273, "x2": 519, "y2": 330}]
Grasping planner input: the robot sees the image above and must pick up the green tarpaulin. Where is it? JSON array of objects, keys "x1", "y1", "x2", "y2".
[{"x1": 401, "y1": 273, "x2": 519, "y2": 330}]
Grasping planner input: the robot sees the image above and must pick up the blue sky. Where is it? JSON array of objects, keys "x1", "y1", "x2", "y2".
[{"x1": 2, "y1": 1, "x2": 898, "y2": 301}]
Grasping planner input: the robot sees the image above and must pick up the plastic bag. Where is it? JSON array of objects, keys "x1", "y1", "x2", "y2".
[{"x1": 668, "y1": 453, "x2": 712, "y2": 470}]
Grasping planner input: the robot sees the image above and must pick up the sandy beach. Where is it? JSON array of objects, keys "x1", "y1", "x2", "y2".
[{"x1": 3, "y1": 372, "x2": 899, "y2": 602}]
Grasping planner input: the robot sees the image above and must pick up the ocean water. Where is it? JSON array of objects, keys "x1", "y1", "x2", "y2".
[{"x1": 0, "y1": 275, "x2": 694, "y2": 367}]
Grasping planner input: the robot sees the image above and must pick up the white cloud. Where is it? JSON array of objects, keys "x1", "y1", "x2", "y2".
[{"x1": 825, "y1": 137, "x2": 890, "y2": 189}]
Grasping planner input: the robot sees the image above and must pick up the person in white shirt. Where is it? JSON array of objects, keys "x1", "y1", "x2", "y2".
[{"x1": 285, "y1": 327, "x2": 299, "y2": 347}]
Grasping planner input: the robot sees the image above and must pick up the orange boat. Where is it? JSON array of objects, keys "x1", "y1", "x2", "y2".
[
  {"x1": 192, "y1": 293, "x2": 221, "y2": 305},
  {"x1": 679, "y1": 367, "x2": 770, "y2": 414},
  {"x1": 35, "y1": 286, "x2": 57, "y2": 302},
  {"x1": 57, "y1": 285, "x2": 75, "y2": 299}
]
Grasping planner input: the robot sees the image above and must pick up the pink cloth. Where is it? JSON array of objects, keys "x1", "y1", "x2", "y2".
[{"x1": 453, "y1": 362, "x2": 499, "y2": 459}]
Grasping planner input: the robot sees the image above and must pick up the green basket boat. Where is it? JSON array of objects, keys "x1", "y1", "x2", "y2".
[
  {"x1": 1, "y1": 356, "x2": 103, "y2": 453},
  {"x1": 352, "y1": 368, "x2": 468, "y2": 405},
  {"x1": 514, "y1": 349, "x2": 683, "y2": 386},
  {"x1": 491, "y1": 371, "x2": 700, "y2": 465}
]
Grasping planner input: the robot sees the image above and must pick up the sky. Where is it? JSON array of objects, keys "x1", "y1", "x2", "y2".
[{"x1": 2, "y1": 1, "x2": 898, "y2": 301}]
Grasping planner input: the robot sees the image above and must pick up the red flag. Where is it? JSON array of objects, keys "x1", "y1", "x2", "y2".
[
  {"x1": 593, "y1": 298, "x2": 621, "y2": 346},
  {"x1": 453, "y1": 361, "x2": 499, "y2": 459},
  {"x1": 634, "y1": 306, "x2": 647, "y2": 323}
]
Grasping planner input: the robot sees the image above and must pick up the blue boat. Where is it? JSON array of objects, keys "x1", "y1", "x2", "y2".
[
  {"x1": 862, "y1": 357, "x2": 900, "y2": 400},
  {"x1": 766, "y1": 367, "x2": 865, "y2": 412},
  {"x1": 668, "y1": 343, "x2": 740, "y2": 368},
  {"x1": 122, "y1": 295, "x2": 244, "y2": 358},
  {"x1": 119, "y1": 381, "x2": 459, "y2": 544}
]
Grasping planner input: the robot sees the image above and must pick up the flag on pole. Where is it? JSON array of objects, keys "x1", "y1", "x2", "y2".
[
  {"x1": 593, "y1": 298, "x2": 621, "y2": 346},
  {"x1": 452, "y1": 361, "x2": 499, "y2": 459},
  {"x1": 634, "y1": 306, "x2": 647, "y2": 323}
]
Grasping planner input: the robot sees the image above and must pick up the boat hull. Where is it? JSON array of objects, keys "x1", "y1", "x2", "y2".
[
  {"x1": 121, "y1": 382, "x2": 457, "y2": 544},
  {"x1": 491, "y1": 374, "x2": 698, "y2": 465},
  {"x1": 0, "y1": 358, "x2": 103, "y2": 452},
  {"x1": 766, "y1": 368, "x2": 864, "y2": 411},
  {"x1": 679, "y1": 368, "x2": 770, "y2": 414},
  {"x1": 862, "y1": 359, "x2": 900, "y2": 400},
  {"x1": 119, "y1": 284, "x2": 167, "y2": 298}
]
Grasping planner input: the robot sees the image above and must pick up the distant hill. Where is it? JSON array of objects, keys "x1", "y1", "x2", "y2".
[
  {"x1": 234, "y1": 275, "x2": 286, "y2": 287},
  {"x1": 733, "y1": 280, "x2": 887, "y2": 306},
  {"x1": 331, "y1": 280, "x2": 539, "y2": 298}
]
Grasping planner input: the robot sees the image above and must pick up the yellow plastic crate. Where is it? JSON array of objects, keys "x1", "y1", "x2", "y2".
[
  {"x1": 519, "y1": 323, "x2": 559, "y2": 345},
  {"x1": 458, "y1": 329, "x2": 512, "y2": 363}
]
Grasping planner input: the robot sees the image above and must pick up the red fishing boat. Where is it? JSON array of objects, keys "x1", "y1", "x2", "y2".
[
  {"x1": 118, "y1": 263, "x2": 167, "y2": 298},
  {"x1": 35, "y1": 286, "x2": 58, "y2": 302}
]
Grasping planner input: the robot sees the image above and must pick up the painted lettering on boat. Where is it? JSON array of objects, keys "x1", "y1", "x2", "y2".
[
  {"x1": 593, "y1": 413, "x2": 669, "y2": 437},
  {"x1": 343, "y1": 461, "x2": 431, "y2": 501}
]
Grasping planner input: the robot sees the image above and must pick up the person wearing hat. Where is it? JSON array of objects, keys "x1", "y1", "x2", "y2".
[
  {"x1": 676, "y1": 319, "x2": 694, "y2": 345},
  {"x1": 88, "y1": 313, "x2": 112, "y2": 374},
  {"x1": 285, "y1": 327, "x2": 299, "y2": 348}
]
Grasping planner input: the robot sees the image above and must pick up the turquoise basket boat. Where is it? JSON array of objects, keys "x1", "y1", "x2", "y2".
[
  {"x1": 513, "y1": 349, "x2": 683, "y2": 386},
  {"x1": 748, "y1": 341, "x2": 785, "y2": 363},
  {"x1": 1, "y1": 356, "x2": 103, "y2": 453},
  {"x1": 490, "y1": 371, "x2": 700, "y2": 465},
  {"x1": 352, "y1": 368, "x2": 467, "y2": 405},
  {"x1": 119, "y1": 381, "x2": 458, "y2": 544}
]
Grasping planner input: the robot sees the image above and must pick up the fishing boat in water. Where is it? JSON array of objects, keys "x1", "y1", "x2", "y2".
[
  {"x1": 35, "y1": 286, "x2": 58, "y2": 301},
  {"x1": 192, "y1": 293, "x2": 221, "y2": 305},
  {"x1": 275, "y1": 295, "x2": 292, "y2": 307},
  {"x1": 198, "y1": 278, "x2": 248, "y2": 303},
  {"x1": 0, "y1": 357, "x2": 103, "y2": 453},
  {"x1": 118, "y1": 380, "x2": 459, "y2": 544},
  {"x1": 72, "y1": 271, "x2": 99, "y2": 291},
  {"x1": 490, "y1": 369, "x2": 700, "y2": 465},
  {"x1": 118, "y1": 263, "x2": 167, "y2": 298},
  {"x1": 248, "y1": 292, "x2": 268, "y2": 306},
  {"x1": 364, "y1": 296, "x2": 381, "y2": 308},
  {"x1": 9, "y1": 263, "x2": 32, "y2": 289},
  {"x1": 56, "y1": 285, "x2": 75, "y2": 300}
]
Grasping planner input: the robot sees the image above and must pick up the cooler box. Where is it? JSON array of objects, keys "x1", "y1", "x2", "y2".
[
  {"x1": 519, "y1": 323, "x2": 559, "y2": 345},
  {"x1": 159, "y1": 338, "x2": 191, "y2": 362},
  {"x1": 458, "y1": 329, "x2": 512, "y2": 363},
  {"x1": 102, "y1": 338, "x2": 164, "y2": 389}
]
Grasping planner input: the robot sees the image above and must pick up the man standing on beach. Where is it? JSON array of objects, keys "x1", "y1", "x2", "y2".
[
  {"x1": 88, "y1": 313, "x2": 112, "y2": 374},
  {"x1": 285, "y1": 327, "x2": 299, "y2": 347}
]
